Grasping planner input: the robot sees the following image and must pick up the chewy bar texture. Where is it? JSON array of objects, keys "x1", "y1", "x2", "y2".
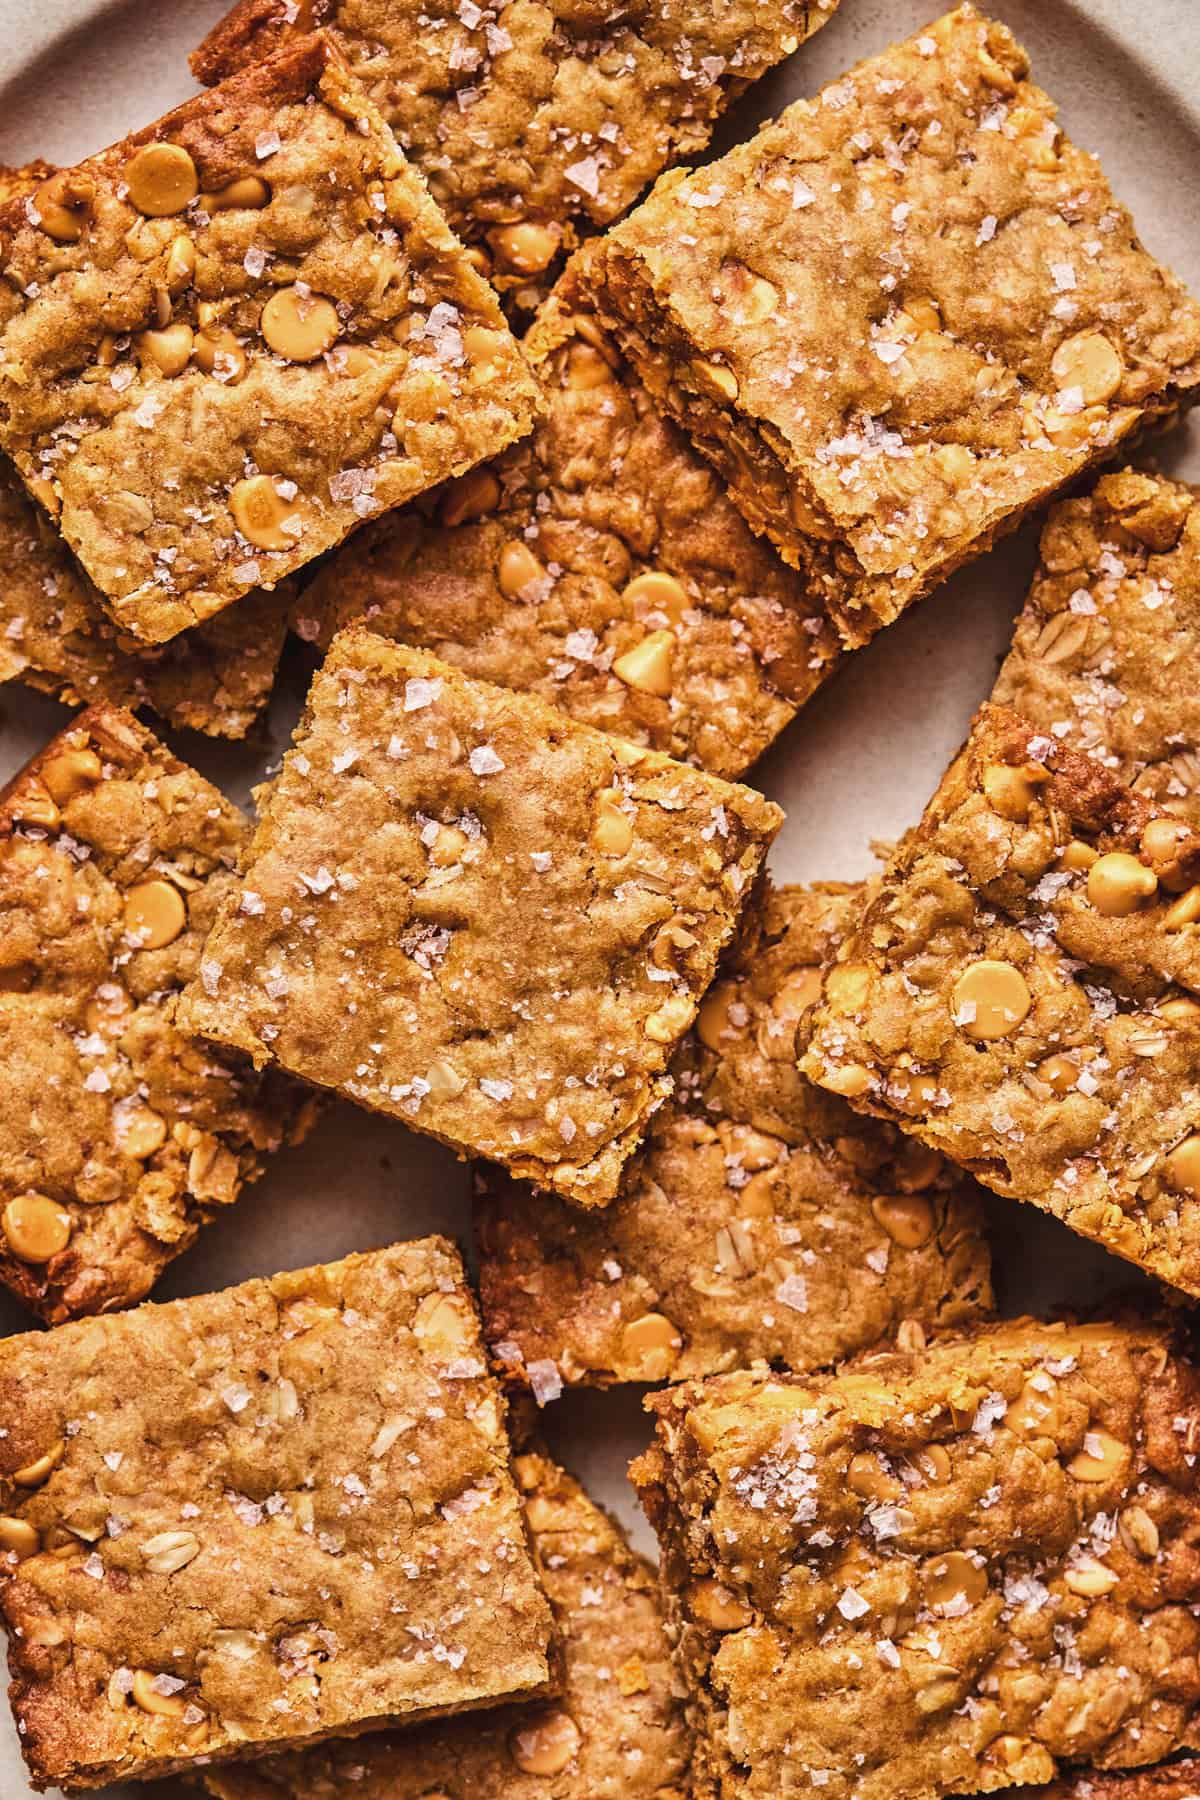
[
  {"x1": 200, "y1": 1447, "x2": 691, "y2": 1800},
  {"x1": 800, "y1": 703, "x2": 1200, "y2": 1299},
  {"x1": 191, "y1": 0, "x2": 841, "y2": 299},
  {"x1": 477, "y1": 883, "x2": 993, "y2": 1388},
  {"x1": 994, "y1": 469, "x2": 1200, "y2": 824},
  {"x1": 632, "y1": 1317, "x2": 1200, "y2": 1800},
  {"x1": 0, "y1": 1240, "x2": 556, "y2": 1792},
  {"x1": 180, "y1": 629, "x2": 781, "y2": 1206},
  {"x1": 0, "y1": 460, "x2": 290, "y2": 737},
  {"x1": 294, "y1": 257, "x2": 843, "y2": 780},
  {"x1": 590, "y1": 4, "x2": 1200, "y2": 649},
  {"x1": 0, "y1": 35, "x2": 540, "y2": 644},
  {"x1": 0, "y1": 705, "x2": 312, "y2": 1324}
]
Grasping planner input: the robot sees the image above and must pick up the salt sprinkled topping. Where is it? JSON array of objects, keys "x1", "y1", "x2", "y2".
[
  {"x1": 775, "y1": 1273, "x2": 809, "y2": 1314},
  {"x1": 527, "y1": 1359, "x2": 563, "y2": 1406},
  {"x1": 469, "y1": 746, "x2": 505, "y2": 776},
  {"x1": 836, "y1": 1585, "x2": 870, "y2": 1620},
  {"x1": 255, "y1": 130, "x2": 281, "y2": 159},
  {"x1": 222, "y1": 1384, "x2": 252, "y2": 1415}
]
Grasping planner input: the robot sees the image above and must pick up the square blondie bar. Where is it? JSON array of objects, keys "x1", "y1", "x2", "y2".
[
  {"x1": 192, "y1": 0, "x2": 840, "y2": 301},
  {"x1": 477, "y1": 882, "x2": 992, "y2": 1387},
  {"x1": 994, "y1": 469, "x2": 1200, "y2": 823},
  {"x1": 180, "y1": 629, "x2": 781, "y2": 1206},
  {"x1": 200, "y1": 1445, "x2": 690, "y2": 1800},
  {"x1": 590, "y1": 4, "x2": 1200, "y2": 648},
  {"x1": 293, "y1": 255, "x2": 843, "y2": 780},
  {"x1": 801, "y1": 703, "x2": 1200, "y2": 1297},
  {"x1": 0, "y1": 704, "x2": 313, "y2": 1324},
  {"x1": 0, "y1": 36, "x2": 539, "y2": 643},
  {"x1": 0, "y1": 1239, "x2": 556, "y2": 1791},
  {"x1": 632, "y1": 1317, "x2": 1200, "y2": 1800}
]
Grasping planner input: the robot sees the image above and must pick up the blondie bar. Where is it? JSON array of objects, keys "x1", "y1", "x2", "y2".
[
  {"x1": 200, "y1": 1445, "x2": 690, "y2": 1800},
  {"x1": 0, "y1": 459, "x2": 290, "y2": 737},
  {"x1": 477, "y1": 883, "x2": 992, "y2": 1387},
  {"x1": 180, "y1": 628, "x2": 781, "y2": 1206},
  {"x1": 800, "y1": 703, "x2": 1200, "y2": 1297},
  {"x1": 0, "y1": 35, "x2": 540, "y2": 643},
  {"x1": 632, "y1": 1317, "x2": 1200, "y2": 1800},
  {"x1": 1026, "y1": 1766, "x2": 1200, "y2": 1800},
  {"x1": 0, "y1": 704, "x2": 313, "y2": 1323},
  {"x1": 293, "y1": 256, "x2": 842, "y2": 779},
  {"x1": 0, "y1": 1239, "x2": 556, "y2": 1791},
  {"x1": 590, "y1": 5, "x2": 1200, "y2": 648},
  {"x1": 192, "y1": 0, "x2": 840, "y2": 302},
  {"x1": 994, "y1": 469, "x2": 1200, "y2": 823}
]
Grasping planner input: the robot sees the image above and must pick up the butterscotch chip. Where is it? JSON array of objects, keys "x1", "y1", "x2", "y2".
[
  {"x1": 0, "y1": 37, "x2": 539, "y2": 644},
  {"x1": 802, "y1": 702, "x2": 1200, "y2": 1299},
  {"x1": 290, "y1": 259, "x2": 843, "y2": 782},
  {"x1": 179, "y1": 631, "x2": 780, "y2": 1208},
  {"x1": 589, "y1": 7, "x2": 1200, "y2": 650},
  {"x1": 0, "y1": 704, "x2": 312, "y2": 1324},
  {"x1": 477, "y1": 884, "x2": 991, "y2": 1388},
  {"x1": 631, "y1": 1318, "x2": 1200, "y2": 1800},
  {"x1": 196, "y1": 1446, "x2": 688, "y2": 1800},
  {"x1": 0, "y1": 1241, "x2": 555, "y2": 1792}
]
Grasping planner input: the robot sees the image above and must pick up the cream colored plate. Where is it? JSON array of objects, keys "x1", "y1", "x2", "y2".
[{"x1": 1, "y1": 1, "x2": 1199, "y2": 1794}]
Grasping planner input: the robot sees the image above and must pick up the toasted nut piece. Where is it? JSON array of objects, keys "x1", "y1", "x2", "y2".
[
  {"x1": 13, "y1": 1440, "x2": 65, "y2": 1486},
  {"x1": 847, "y1": 1451, "x2": 901, "y2": 1503},
  {"x1": 1067, "y1": 1428, "x2": 1126, "y2": 1482},
  {"x1": 1087, "y1": 851, "x2": 1157, "y2": 917},
  {"x1": 440, "y1": 468, "x2": 501, "y2": 527},
  {"x1": 911, "y1": 1444, "x2": 952, "y2": 1484},
  {"x1": 1164, "y1": 886, "x2": 1200, "y2": 931},
  {"x1": 200, "y1": 175, "x2": 270, "y2": 211},
  {"x1": 651, "y1": 920, "x2": 699, "y2": 969},
  {"x1": 1166, "y1": 1134, "x2": 1200, "y2": 1197},
  {"x1": 2, "y1": 1192, "x2": 71, "y2": 1263},
  {"x1": 817, "y1": 1062, "x2": 874, "y2": 1097},
  {"x1": 1051, "y1": 331, "x2": 1123, "y2": 404},
  {"x1": 564, "y1": 342, "x2": 613, "y2": 390},
  {"x1": 116, "y1": 1103, "x2": 167, "y2": 1160},
  {"x1": 10, "y1": 780, "x2": 60, "y2": 830},
  {"x1": 261, "y1": 286, "x2": 340, "y2": 361},
  {"x1": 622, "y1": 570, "x2": 688, "y2": 623},
  {"x1": 412, "y1": 1290, "x2": 476, "y2": 1358},
  {"x1": 1064, "y1": 1557, "x2": 1119, "y2": 1598},
  {"x1": 193, "y1": 328, "x2": 246, "y2": 383},
  {"x1": 491, "y1": 221, "x2": 559, "y2": 274},
  {"x1": 230, "y1": 474, "x2": 299, "y2": 550},
  {"x1": 1061, "y1": 838, "x2": 1097, "y2": 871},
  {"x1": 697, "y1": 981, "x2": 740, "y2": 1052},
  {"x1": 592, "y1": 792, "x2": 633, "y2": 858},
  {"x1": 871, "y1": 1193, "x2": 934, "y2": 1250},
  {"x1": 1037, "y1": 1053, "x2": 1078, "y2": 1095},
  {"x1": 34, "y1": 173, "x2": 92, "y2": 242},
  {"x1": 1142, "y1": 816, "x2": 1194, "y2": 882},
  {"x1": 142, "y1": 1530, "x2": 201, "y2": 1575},
  {"x1": 509, "y1": 1710, "x2": 580, "y2": 1777},
  {"x1": 644, "y1": 995, "x2": 692, "y2": 1044},
  {"x1": 826, "y1": 964, "x2": 871, "y2": 1013},
  {"x1": 728, "y1": 269, "x2": 780, "y2": 326},
  {"x1": 425, "y1": 1060, "x2": 466, "y2": 1100},
  {"x1": 688, "y1": 1577, "x2": 752, "y2": 1629},
  {"x1": 130, "y1": 1669, "x2": 188, "y2": 1717},
  {"x1": 124, "y1": 143, "x2": 198, "y2": 217},
  {"x1": 1006, "y1": 1376, "x2": 1058, "y2": 1436},
  {"x1": 696, "y1": 358, "x2": 739, "y2": 401},
  {"x1": 40, "y1": 748, "x2": 102, "y2": 805},
  {"x1": 427, "y1": 823, "x2": 468, "y2": 867},
  {"x1": 613, "y1": 630, "x2": 673, "y2": 697},
  {"x1": 124, "y1": 879, "x2": 186, "y2": 949},
  {"x1": 619, "y1": 1312, "x2": 681, "y2": 1380},
  {"x1": 163, "y1": 234, "x2": 196, "y2": 293},
  {"x1": 0, "y1": 1517, "x2": 39, "y2": 1560},
  {"x1": 136, "y1": 322, "x2": 194, "y2": 377},
  {"x1": 1160, "y1": 995, "x2": 1200, "y2": 1023},
  {"x1": 1119, "y1": 1505, "x2": 1160, "y2": 1559},
  {"x1": 983, "y1": 760, "x2": 1046, "y2": 822},
  {"x1": 951, "y1": 960, "x2": 1031, "y2": 1039},
  {"x1": 925, "y1": 1550, "x2": 988, "y2": 1609},
  {"x1": 497, "y1": 540, "x2": 544, "y2": 597}
]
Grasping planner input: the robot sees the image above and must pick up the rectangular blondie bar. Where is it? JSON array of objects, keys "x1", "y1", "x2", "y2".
[
  {"x1": 591, "y1": 4, "x2": 1200, "y2": 648},
  {"x1": 0, "y1": 1239, "x2": 556, "y2": 1791},
  {"x1": 293, "y1": 254, "x2": 843, "y2": 780},
  {"x1": 199, "y1": 1445, "x2": 690, "y2": 1800},
  {"x1": 800, "y1": 703, "x2": 1200, "y2": 1297},
  {"x1": 632, "y1": 1317, "x2": 1200, "y2": 1800},
  {"x1": 179, "y1": 628, "x2": 781, "y2": 1206},
  {"x1": 993, "y1": 468, "x2": 1200, "y2": 823},
  {"x1": 0, "y1": 36, "x2": 539, "y2": 643},
  {"x1": 477, "y1": 882, "x2": 992, "y2": 1387},
  {"x1": 191, "y1": 0, "x2": 841, "y2": 302},
  {"x1": 0, "y1": 704, "x2": 313, "y2": 1324}
]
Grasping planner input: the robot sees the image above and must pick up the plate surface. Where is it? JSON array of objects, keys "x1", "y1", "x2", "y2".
[{"x1": 1, "y1": 1, "x2": 1199, "y2": 1794}]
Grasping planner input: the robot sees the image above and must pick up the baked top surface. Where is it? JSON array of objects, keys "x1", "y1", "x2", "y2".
[
  {"x1": 0, "y1": 34, "x2": 539, "y2": 642},
  {"x1": 199, "y1": 1445, "x2": 691, "y2": 1800},
  {"x1": 0, "y1": 1238, "x2": 555, "y2": 1789},
  {"x1": 477, "y1": 881, "x2": 992, "y2": 1386},
  {"x1": 0, "y1": 704, "x2": 310, "y2": 1324},
  {"x1": 179, "y1": 628, "x2": 781, "y2": 1206}
]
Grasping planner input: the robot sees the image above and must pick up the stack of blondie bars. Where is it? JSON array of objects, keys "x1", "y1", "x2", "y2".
[{"x1": 2, "y1": 3, "x2": 1200, "y2": 1798}]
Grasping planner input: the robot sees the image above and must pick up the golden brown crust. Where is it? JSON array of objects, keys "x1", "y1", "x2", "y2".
[
  {"x1": 591, "y1": 5, "x2": 1200, "y2": 646},
  {"x1": 0, "y1": 1239, "x2": 556, "y2": 1791},
  {"x1": 0, "y1": 36, "x2": 540, "y2": 642},
  {"x1": 179, "y1": 629, "x2": 781, "y2": 1207},
  {"x1": 476, "y1": 882, "x2": 992, "y2": 1386},
  {"x1": 0, "y1": 704, "x2": 315, "y2": 1323},
  {"x1": 200, "y1": 1448, "x2": 690, "y2": 1799},
  {"x1": 1022, "y1": 1762, "x2": 1200, "y2": 1800},
  {"x1": 633, "y1": 1318, "x2": 1200, "y2": 1800}
]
